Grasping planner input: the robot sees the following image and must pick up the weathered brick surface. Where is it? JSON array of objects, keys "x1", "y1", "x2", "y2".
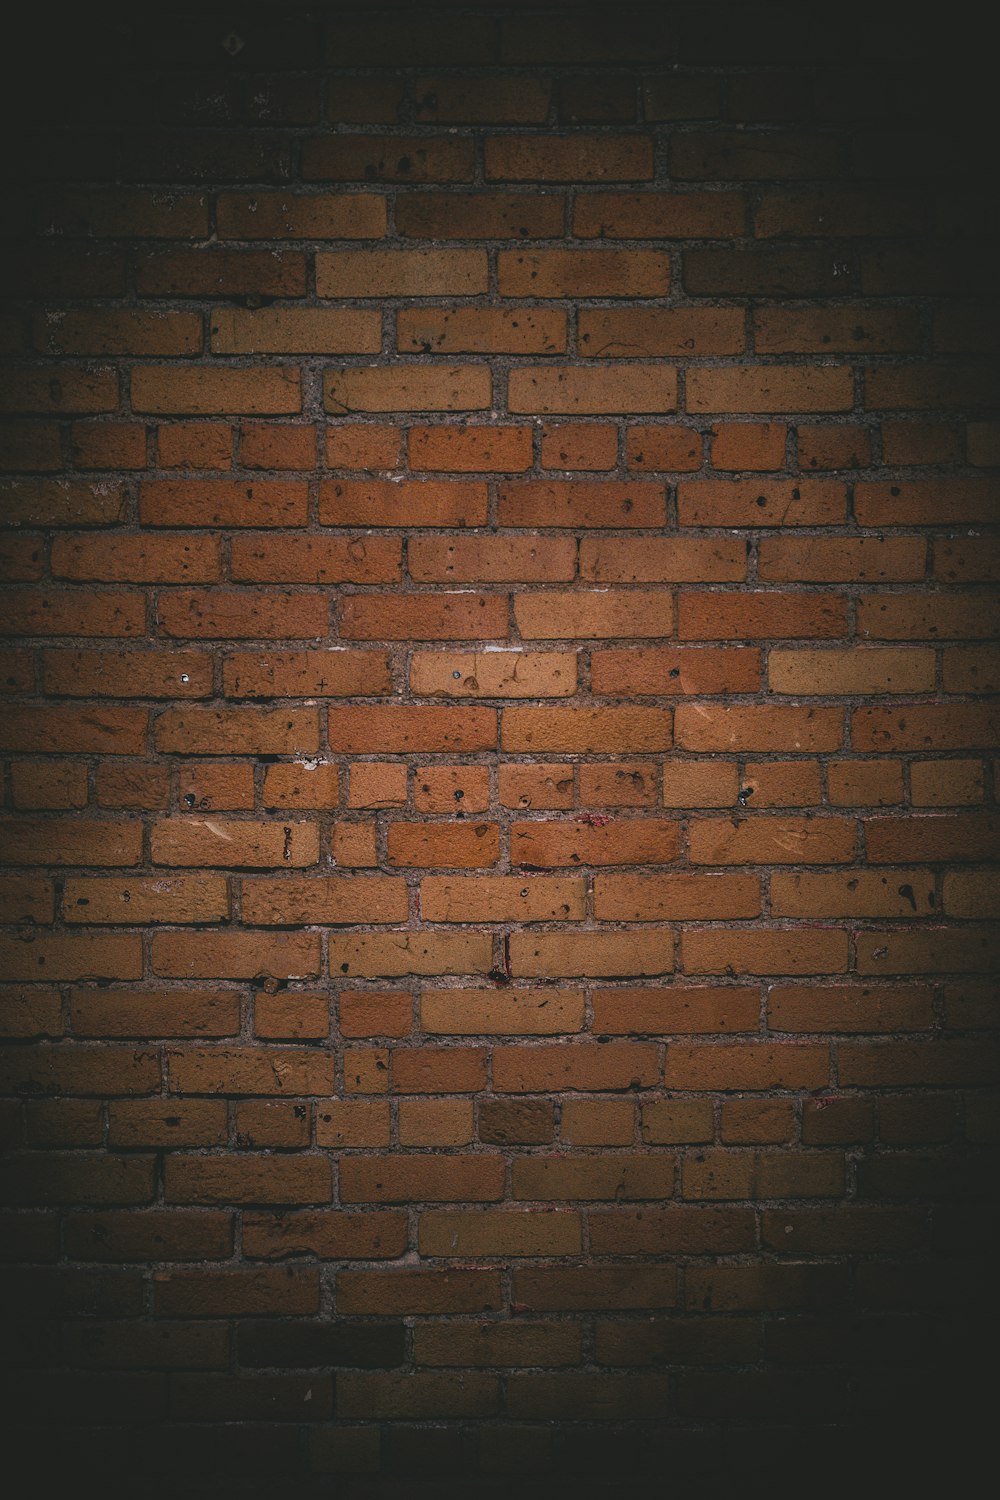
[{"x1": 0, "y1": 3, "x2": 996, "y2": 1490}]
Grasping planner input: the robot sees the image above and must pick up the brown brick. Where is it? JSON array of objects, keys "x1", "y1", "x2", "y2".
[
  {"x1": 396, "y1": 191, "x2": 562, "y2": 239},
  {"x1": 486, "y1": 135, "x2": 653, "y2": 182},
  {"x1": 398, "y1": 307, "x2": 567, "y2": 355},
  {"x1": 580, "y1": 307, "x2": 745, "y2": 356},
  {"x1": 677, "y1": 479, "x2": 846, "y2": 527},
  {"x1": 132, "y1": 367, "x2": 301, "y2": 415},
  {"x1": 317, "y1": 249, "x2": 487, "y2": 298},
  {"x1": 508, "y1": 366, "x2": 677, "y2": 415},
  {"x1": 686, "y1": 366, "x2": 853, "y2": 413},
  {"x1": 499, "y1": 249, "x2": 668, "y2": 297},
  {"x1": 302, "y1": 134, "x2": 475, "y2": 183},
  {"x1": 210, "y1": 308, "x2": 380, "y2": 355}
]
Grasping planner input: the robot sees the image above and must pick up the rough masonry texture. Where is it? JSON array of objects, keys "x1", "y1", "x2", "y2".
[{"x1": 0, "y1": 3, "x2": 997, "y2": 1494}]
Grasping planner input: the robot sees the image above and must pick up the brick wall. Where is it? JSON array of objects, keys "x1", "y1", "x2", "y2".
[{"x1": 1, "y1": 4, "x2": 997, "y2": 1493}]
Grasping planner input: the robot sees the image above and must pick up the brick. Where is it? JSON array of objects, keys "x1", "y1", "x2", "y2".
[
  {"x1": 242, "y1": 877, "x2": 407, "y2": 926},
  {"x1": 910, "y1": 760, "x2": 986, "y2": 806},
  {"x1": 512, "y1": 1264, "x2": 676, "y2": 1311},
  {"x1": 398, "y1": 307, "x2": 567, "y2": 355},
  {"x1": 420, "y1": 878, "x2": 585, "y2": 923},
  {"x1": 1, "y1": 479, "x2": 126, "y2": 528},
  {"x1": 678, "y1": 593, "x2": 847, "y2": 640},
  {"x1": 155, "y1": 707, "x2": 319, "y2": 755},
  {"x1": 563, "y1": 1099, "x2": 635, "y2": 1144},
  {"x1": 216, "y1": 191, "x2": 385, "y2": 239},
  {"x1": 328, "y1": 933, "x2": 491, "y2": 978},
  {"x1": 10, "y1": 761, "x2": 87, "y2": 809},
  {"x1": 398, "y1": 1099, "x2": 473, "y2": 1146},
  {"x1": 177, "y1": 763, "x2": 254, "y2": 811},
  {"x1": 590, "y1": 986, "x2": 759, "y2": 1035},
  {"x1": 516, "y1": 589, "x2": 672, "y2": 639},
  {"x1": 853, "y1": 705, "x2": 1000, "y2": 752},
  {"x1": 337, "y1": 1371, "x2": 499, "y2": 1419},
  {"x1": 686, "y1": 366, "x2": 853, "y2": 413},
  {"x1": 866, "y1": 362, "x2": 1000, "y2": 410},
  {"x1": 674, "y1": 704, "x2": 843, "y2": 751},
  {"x1": 254, "y1": 993, "x2": 330, "y2": 1041},
  {"x1": 798, "y1": 424, "x2": 873, "y2": 470},
  {"x1": 157, "y1": 589, "x2": 328, "y2": 639},
  {"x1": 328, "y1": 705, "x2": 495, "y2": 752},
  {"x1": 767, "y1": 983, "x2": 935, "y2": 1033},
  {"x1": 419, "y1": 1209, "x2": 581, "y2": 1257},
  {"x1": 0, "y1": 819, "x2": 143, "y2": 868},
  {"x1": 302, "y1": 135, "x2": 475, "y2": 183},
  {"x1": 325, "y1": 424, "x2": 401, "y2": 470},
  {"x1": 424, "y1": 989, "x2": 584, "y2": 1037},
  {"x1": 320, "y1": 479, "x2": 487, "y2": 527},
  {"x1": 108, "y1": 1100, "x2": 227, "y2": 1149},
  {"x1": 579, "y1": 761, "x2": 658, "y2": 807},
  {"x1": 738, "y1": 761, "x2": 822, "y2": 808},
  {"x1": 151, "y1": 818, "x2": 318, "y2": 868},
  {"x1": 0, "y1": 590, "x2": 145, "y2": 638},
  {"x1": 771, "y1": 870, "x2": 936, "y2": 918},
  {"x1": 0, "y1": 705, "x2": 148, "y2": 753},
  {"x1": 859, "y1": 594, "x2": 999, "y2": 640},
  {"x1": 397, "y1": 191, "x2": 562, "y2": 239},
  {"x1": 223, "y1": 650, "x2": 392, "y2": 697},
  {"x1": 341, "y1": 591, "x2": 508, "y2": 641},
  {"x1": 0, "y1": 367, "x2": 118, "y2": 414},
  {"x1": 410, "y1": 537, "x2": 576, "y2": 584},
  {"x1": 513, "y1": 1155, "x2": 673, "y2": 1201},
  {"x1": 591, "y1": 646, "x2": 759, "y2": 695},
  {"x1": 757, "y1": 536, "x2": 926, "y2": 583},
  {"x1": 486, "y1": 135, "x2": 653, "y2": 181},
  {"x1": 575, "y1": 191, "x2": 745, "y2": 237},
  {"x1": 511, "y1": 817, "x2": 679, "y2": 867},
  {"x1": 677, "y1": 479, "x2": 846, "y2": 527},
  {"x1": 63, "y1": 876, "x2": 229, "y2": 926},
  {"x1": 541, "y1": 423, "x2": 618, "y2": 471},
  {"x1": 132, "y1": 367, "x2": 301, "y2": 415},
  {"x1": 44, "y1": 642, "x2": 212, "y2": 693},
  {"x1": 508, "y1": 367, "x2": 677, "y2": 415},
  {"x1": 153, "y1": 1266, "x2": 321, "y2": 1313},
  {"x1": 503, "y1": 706, "x2": 671, "y2": 752},
  {"x1": 35, "y1": 309, "x2": 201, "y2": 357},
  {"x1": 682, "y1": 928, "x2": 849, "y2": 976},
  {"x1": 498, "y1": 249, "x2": 668, "y2": 297},
  {"x1": 54, "y1": 537, "x2": 216, "y2": 589},
  {"x1": 151, "y1": 931, "x2": 321, "y2": 980},
  {"x1": 387, "y1": 821, "x2": 500, "y2": 868},
  {"x1": 325, "y1": 366, "x2": 491, "y2": 414},
  {"x1": 210, "y1": 308, "x2": 380, "y2": 355},
  {"x1": 0, "y1": 1042, "x2": 157, "y2": 1095},
  {"x1": 339, "y1": 992, "x2": 412, "y2": 1039},
  {"x1": 316, "y1": 1101, "x2": 390, "y2": 1148},
  {"x1": 318, "y1": 249, "x2": 487, "y2": 298},
  {"x1": 499, "y1": 763, "x2": 575, "y2": 810},
  {"x1": 711, "y1": 422, "x2": 787, "y2": 470},
  {"x1": 499, "y1": 480, "x2": 665, "y2": 528},
  {"x1": 688, "y1": 815, "x2": 854, "y2": 865},
  {"x1": 509, "y1": 931, "x2": 674, "y2": 978},
  {"x1": 158, "y1": 422, "x2": 232, "y2": 470},
  {"x1": 594, "y1": 874, "x2": 760, "y2": 920},
  {"x1": 340, "y1": 1155, "x2": 504, "y2": 1204},
  {"x1": 935, "y1": 541, "x2": 1000, "y2": 586}
]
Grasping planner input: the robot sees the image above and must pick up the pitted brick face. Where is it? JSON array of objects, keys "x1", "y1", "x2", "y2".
[{"x1": 0, "y1": 3, "x2": 996, "y2": 1492}]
